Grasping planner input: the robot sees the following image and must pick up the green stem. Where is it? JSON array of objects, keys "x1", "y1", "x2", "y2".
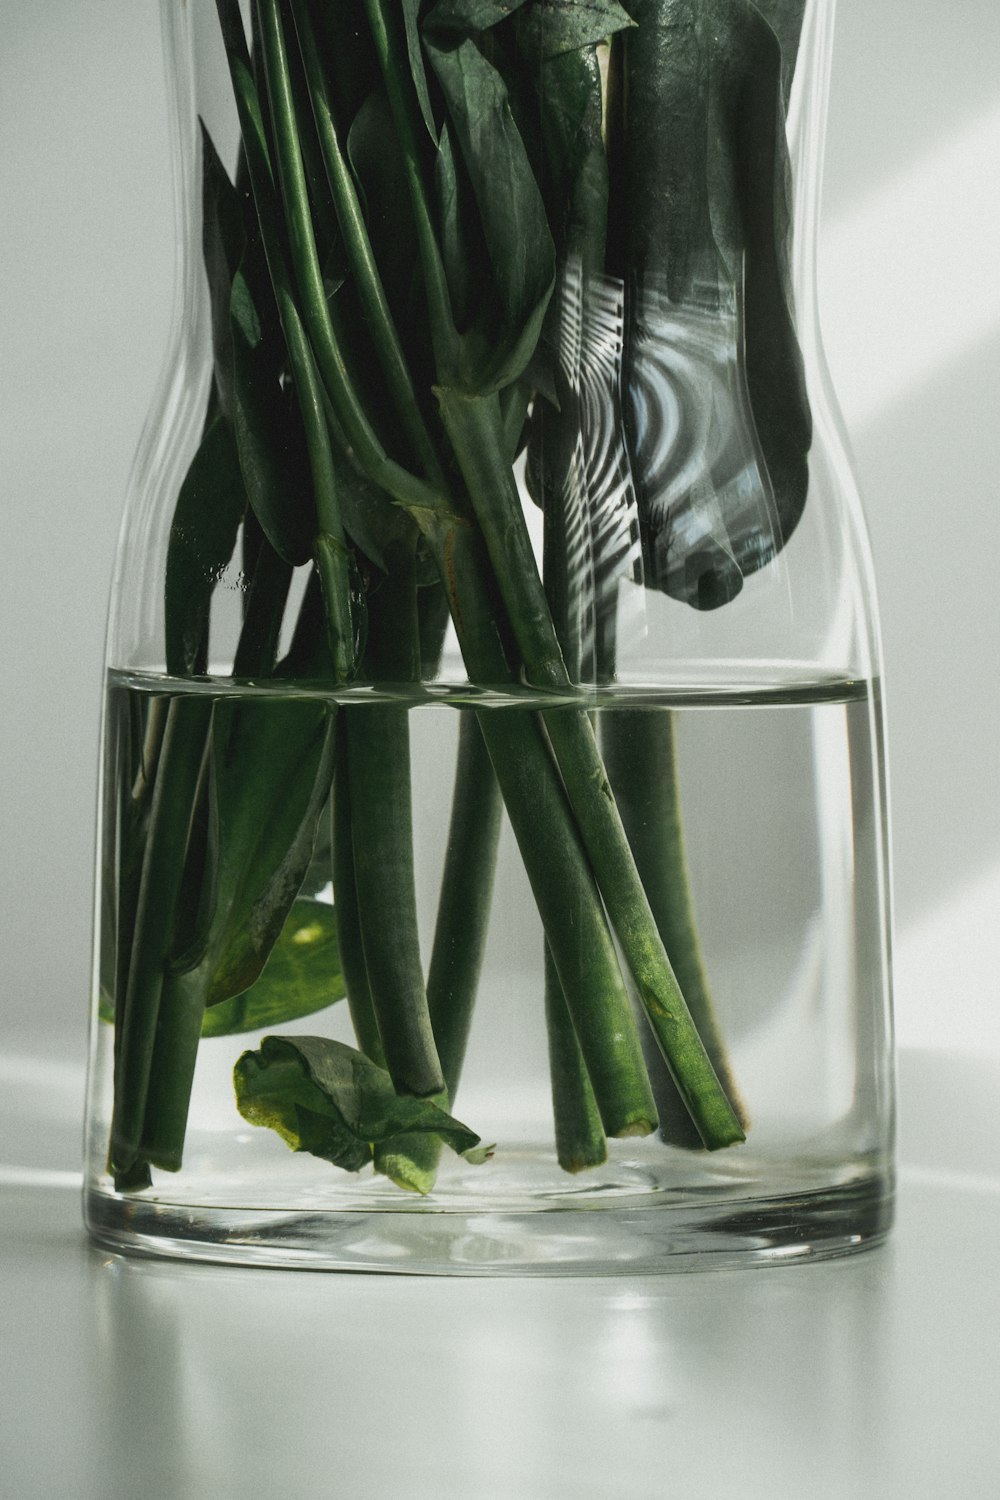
[
  {"x1": 602, "y1": 709, "x2": 749, "y2": 1145},
  {"x1": 340, "y1": 538, "x2": 443, "y2": 1097},
  {"x1": 289, "y1": 0, "x2": 445, "y2": 488},
  {"x1": 331, "y1": 713, "x2": 386, "y2": 1069},
  {"x1": 374, "y1": 711, "x2": 504, "y2": 1192},
  {"x1": 421, "y1": 516, "x2": 655, "y2": 1138},
  {"x1": 361, "y1": 0, "x2": 461, "y2": 381},
  {"x1": 231, "y1": 532, "x2": 293, "y2": 678},
  {"x1": 532, "y1": 45, "x2": 618, "y2": 1171},
  {"x1": 544, "y1": 944, "x2": 607, "y2": 1173},
  {"x1": 346, "y1": 703, "x2": 443, "y2": 1098},
  {"x1": 249, "y1": 0, "x2": 445, "y2": 516},
  {"x1": 475, "y1": 705, "x2": 656, "y2": 1139},
  {"x1": 215, "y1": 0, "x2": 353, "y2": 679},
  {"x1": 425, "y1": 713, "x2": 503, "y2": 1092},
  {"x1": 436, "y1": 387, "x2": 568, "y2": 693},
  {"x1": 112, "y1": 691, "x2": 167, "y2": 1051},
  {"x1": 436, "y1": 389, "x2": 744, "y2": 1150},
  {"x1": 108, "y1": 695, "x2": 212, "y2": 1179},
  {"x1": 138, "y1": 965, "x2": 209, "y2": 1172},
  {"x1": 544, "y1": 704, "x2": 744, "y2": 1149}
]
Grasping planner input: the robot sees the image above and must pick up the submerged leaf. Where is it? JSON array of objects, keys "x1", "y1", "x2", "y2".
[
  {"x1": 176, "y1": 698, "x2": 335, "y2": 1008},
  {"x1": 205, "y1": 699, "x2": 335, "y2": 1002},
  {"x1": 233, "y1": 1035, "x2": 491, "y2": 1179},
  {"x1": 201, "y1": 898, "x2": 344, "y2": 1037}
]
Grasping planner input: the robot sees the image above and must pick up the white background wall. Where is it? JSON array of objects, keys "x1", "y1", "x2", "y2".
[{"x1": 1, "y1": 0, "x2": 997, "y2": 1068}]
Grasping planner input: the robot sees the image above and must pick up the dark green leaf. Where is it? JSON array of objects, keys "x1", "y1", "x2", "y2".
[
  {"x1": 230, "y1": 263, "x2": 315, "y2": 566},
  {"x1": 531, "y1": 44, "x2": 608, "y2": 271},
  {"x1": 402, "y1": 0, "x2": 439, "y2": 141},
  {"x1": 306, "y1": 0, "x2": 382, "y2": 136},
  {"x1": 615, "y1": 0, "x2": 810, "y2": 607},
  {"x1": 164, "y1": 409, "x2": 246, "y2": 677},
  {"x1": 233, "y1": 1035, "x2": 493, "y2": 1177},
  {"x1": 230, "y1": 528, "x2": 293, "y2": 680},
  {"x1": 425, "y1": 36, "x2": 555, "y2": 391},
  {"x1": 428, "y1": 0, "x2": 530, "y2": 30},
  {"x1": 200, "y1": 122, "x2": 245, "y2": 423},
  {"x1": 298, "y1": 790, "x2": 333, "y2": 894},
  {"x1": 346, "y1": 89, "x2": 434, "y2": 386},
  {"x1": 751, "y1": 0, "x2": 808, "y2": 104},
  {"x1": 201, "y1": 898, "x2": 343, "y2": 1037},
  {"x1": 333, "y1": 445, "x2": 415, "y2": 576},
  {"x1": 524, "y1": 47, "x2": 608, "y2": 522},
  {"x1": 434, "y1": 121, "x2": 477, "y2": 332},
  {"x1": 514, "y1": 0, "x2": 635, "y2": 61},
  {"x1": 182, "y1": 697, "x2": 335, "y2": 1005}
]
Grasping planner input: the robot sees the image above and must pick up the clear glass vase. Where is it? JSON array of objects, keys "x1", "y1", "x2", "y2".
[{"x1": 84, "y1": 0, "x2": 895, "y2": 1273}]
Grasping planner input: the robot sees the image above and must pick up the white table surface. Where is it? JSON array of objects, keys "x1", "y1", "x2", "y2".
[{"x1": 1, "y1": 1045, "x2": 997, "y2": 1499}]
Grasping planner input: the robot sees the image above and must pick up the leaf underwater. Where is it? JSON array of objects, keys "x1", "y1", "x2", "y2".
[
  {"x1": 99, "y1": 897, "x2": 344, "y2": 1035},
  {"x1": 176, "y1": 697, "x2": 336, "y2": 1009},
  {"x1": 234, "y1": 1035, "x2": 493, "y2": 1183},
  {"x1": 201, "y1": 898, "x2": 345, "y2": 1036}
]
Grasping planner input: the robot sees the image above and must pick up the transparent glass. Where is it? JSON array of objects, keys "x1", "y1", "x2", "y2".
[{"x1": 84, "y1": 0, "x2": 895, "y2": 1273}]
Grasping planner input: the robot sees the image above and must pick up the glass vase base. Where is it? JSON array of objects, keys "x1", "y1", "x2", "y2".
[{"x1": 84, "y1": 1171, "x2": 893, "y2": 1276}]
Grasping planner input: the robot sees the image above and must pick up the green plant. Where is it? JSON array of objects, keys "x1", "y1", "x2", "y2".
[{"x1": 105, "y1": 0, "x2": 811, "y2": 1194}]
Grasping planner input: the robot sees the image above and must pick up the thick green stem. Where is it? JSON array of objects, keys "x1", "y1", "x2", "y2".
[
  {"x1": 109, "y1": 695, "x2": 212, "y2": 1178},
  {"x1": 436, "y1": 387, "x2": 744, "y2": 1150},
  {"x1": 476, "y1": 706, "x2": 656, "y2": 1139},
  {"x1": 111, "y1": 690, "x2": 167, "y2": 1085},
  {"x1": 421, "y1": 519, "x2": 656, "y2": 1139},
  {"x1": 138, "y1": 964, "x2": 209, "y2": 1171},
  {"x1": 544, "y1": 704, "x2": 744, "y2": 1148},
  {"x1": 375, "y1": 711, "x2": 504, "y2": 1191},
  {"x1": 602, "y1": 709, "x2": 749, "y2": 1145},
  {"x1": 437, "y1": 387, "x2": 568, "y2": 693},
  {"x1": 544, "y1": 944, "x2": 607, "y2": 1172},
  {"x1": 331, "y1": 714, "x2": 386, "y2": 1069},
  {"x1": 340, "y1": 540, "x2": 443, "y2": 1098},
  {"x1": 346, "y1": 704, "x2": 443, "y2": 1097},
  {"x1": 425, "y1": 713, "x2": 503, "y2": 1092}
]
